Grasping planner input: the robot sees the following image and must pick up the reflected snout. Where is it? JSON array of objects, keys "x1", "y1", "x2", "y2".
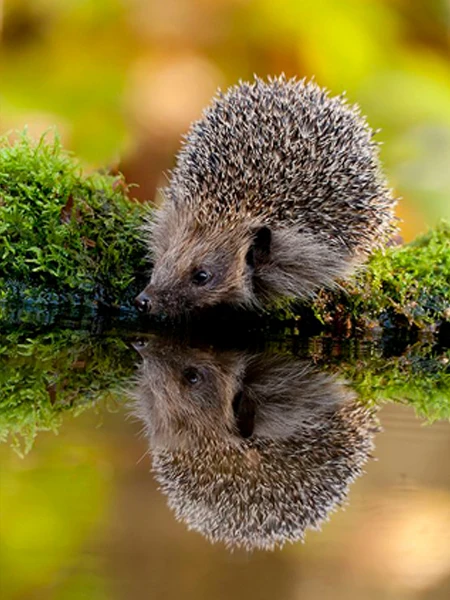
[{"x1": 135, "y1": 290, "x2": 152, "y2": 314}]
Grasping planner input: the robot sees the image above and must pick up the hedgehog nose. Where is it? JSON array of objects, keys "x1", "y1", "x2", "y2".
[{"x1": 135, "y1": 291, "x2": 152, "y2": 314}]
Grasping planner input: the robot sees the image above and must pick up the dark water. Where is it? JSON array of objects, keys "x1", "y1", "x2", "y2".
[{"x1": 1, "y1": 319, "x2": 450, "y2": 600}]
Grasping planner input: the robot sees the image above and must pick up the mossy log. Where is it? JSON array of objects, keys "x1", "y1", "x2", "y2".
[{"x1": 1, "y1": 133, "x2": 449, "y2": 332}]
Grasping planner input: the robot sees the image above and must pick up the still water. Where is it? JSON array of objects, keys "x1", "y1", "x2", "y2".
[{"x1": 1, "y1": 319, "x2": 449, "y2": 600}]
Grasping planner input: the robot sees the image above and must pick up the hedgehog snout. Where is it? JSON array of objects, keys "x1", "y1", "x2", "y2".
[
  {"x1": 135, "y1": 282, "x2": 189, "y2": 318},
  {"x1": 135, "y1": 290, "x2": 152, "y2": 314}
]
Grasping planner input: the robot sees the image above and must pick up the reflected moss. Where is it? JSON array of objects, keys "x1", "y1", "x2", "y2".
[
  {"x1": 330, "y1": 342, "x2": 450, "y2": 422},
  {"x1": 0, "y1": 329, "x2": 135, "y2": 455},
  {"x1": 1, "y1": 325, "x2": 448, "y2": 456}
]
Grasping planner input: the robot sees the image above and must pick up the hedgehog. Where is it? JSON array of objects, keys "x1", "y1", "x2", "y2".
[
  {"x1": 130, "y1": 336, "x2": 379, "y2": 550},
  {"x1": 135, "y1": 75, "x2": 396, "y2": 317}
]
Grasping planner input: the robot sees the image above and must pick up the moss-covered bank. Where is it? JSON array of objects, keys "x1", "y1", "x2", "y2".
[
  {"x1": 315, "y1": 221, "x2": 450, "y2": 331},
  {"x1": 0, "y1": 132, "x2": 148, "y2": 309}
]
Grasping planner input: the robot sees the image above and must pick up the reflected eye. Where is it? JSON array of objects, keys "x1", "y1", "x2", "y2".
[
  {"x1": 192, "y1": 270, "x2": 212, "y2": 286},
  {"x1": 183, "y1": 367, "x2": 201, "y2": 385}
]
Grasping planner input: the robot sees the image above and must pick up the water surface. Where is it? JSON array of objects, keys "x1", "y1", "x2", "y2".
[{"x1": 1, "y1": 319, "x2": 449, "y2": 600}]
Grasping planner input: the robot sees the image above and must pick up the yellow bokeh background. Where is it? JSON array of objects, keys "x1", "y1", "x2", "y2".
[{"x1": 1, "y1": 0, "x2": 450, "y2": 239}]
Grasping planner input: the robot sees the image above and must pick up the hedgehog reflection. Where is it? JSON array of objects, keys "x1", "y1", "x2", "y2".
[{"x1": 131, "y1": 338, "x2": 378, "y2": 551}]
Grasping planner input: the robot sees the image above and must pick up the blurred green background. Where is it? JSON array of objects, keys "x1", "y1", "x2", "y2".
[{"x1": 1, "y1": 0, "x2": 450, "y2": 240}]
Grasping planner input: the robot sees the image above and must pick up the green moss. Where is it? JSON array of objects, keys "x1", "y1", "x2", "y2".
[
  {"x1": 314, "y1": 221, "x2": 450, "y2": 330},
  {"x1": 0, "y1": 131, "x2": 148, "y2": 308}
]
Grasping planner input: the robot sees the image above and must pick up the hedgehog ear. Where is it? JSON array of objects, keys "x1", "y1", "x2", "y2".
[
  {"x1": 246, "y1": 226, "x2": 272, "y2": 268},
  {"x1": 232, "y1": 389, "x2": 256, "y2": 439}
]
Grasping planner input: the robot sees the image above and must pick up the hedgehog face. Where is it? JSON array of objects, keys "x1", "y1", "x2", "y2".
[
  {"x1": 136, "y1": 215, "x2": 266, "y2": 317},
  {"x1": 136, "y1": 200, "x2": 354, "y2": 317},
  {"x1": 132, "y1": 340, "x2": 247, "y2": 447}
]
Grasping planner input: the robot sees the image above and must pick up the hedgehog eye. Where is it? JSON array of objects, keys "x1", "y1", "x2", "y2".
[
  {"x1": 182, "y1": 367, "x2": 202, "y2": 385},
  {"x1": 192, "y1": 269, "x2": 212, "y2": 286}
]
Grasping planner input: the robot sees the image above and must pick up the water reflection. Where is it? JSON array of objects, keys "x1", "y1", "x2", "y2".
[{"x1": 131, "y1": 336, "x2": 379, "y2": 550}]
